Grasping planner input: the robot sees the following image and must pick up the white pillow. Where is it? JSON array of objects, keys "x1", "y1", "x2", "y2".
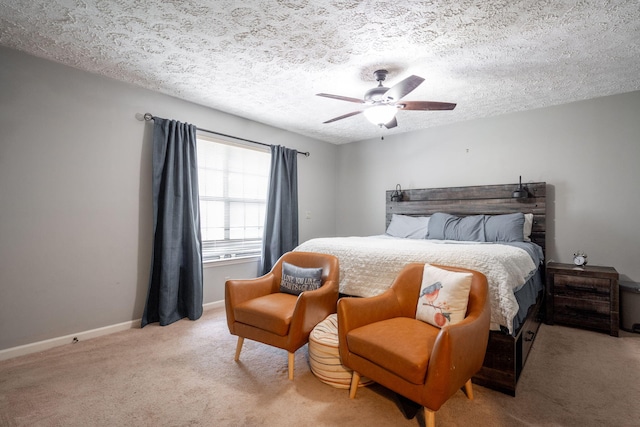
[
  {"x1": 386, "y1": 214, "x2": 430, "y2": 239},
  {"x1": 523, "y1": 213, "x2": 534, "y2": 242},
  {"x1": 416, "y1": 264, "x2": 473, "y2": 328}
]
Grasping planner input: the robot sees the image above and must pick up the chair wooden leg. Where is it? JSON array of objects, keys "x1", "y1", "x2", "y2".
[
  {"x1": 464, "y1": 379, "x2": 474, "y2": 400},
  {"x1": 234, "y1": 337, "x2": 244, "y2": 362},
  {"x1": 288, "y1": 352, "x2": 295, "y2": 380},
  {"x1": 424, "y1": 408, "x2": 436, "y2": 427},
  {"x1": 349, "y1": 371, "x2": 361, "y2": 399}
]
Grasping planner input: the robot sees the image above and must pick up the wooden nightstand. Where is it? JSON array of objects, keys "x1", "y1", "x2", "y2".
[{"x1": 546, "y1": 262, "x2": 619, "y2": 336}]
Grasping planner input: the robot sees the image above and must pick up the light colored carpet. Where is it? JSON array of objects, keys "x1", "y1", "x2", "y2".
[{"x1": 1, "y1": 307, "x2": 639, "y2": 427}]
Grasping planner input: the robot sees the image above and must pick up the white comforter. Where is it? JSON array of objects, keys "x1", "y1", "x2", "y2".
[{"x1": 295, "y1": 236, "x2": 537, "y2": 334}]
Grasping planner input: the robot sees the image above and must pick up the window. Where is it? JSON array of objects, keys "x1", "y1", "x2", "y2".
[{"x1": 197, "y1": 135, "x2": 270, "y2": 262}]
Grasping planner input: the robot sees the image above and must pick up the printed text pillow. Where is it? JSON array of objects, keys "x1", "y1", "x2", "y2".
[
  {"x1": 416, "y1": 264, "x2": 473, "y2": 328},
  {"x1": 280, "y1": 262, "x2": 323, "y2": 296}
]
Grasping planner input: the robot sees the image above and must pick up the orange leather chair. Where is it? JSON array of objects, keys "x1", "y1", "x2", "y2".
[
  {"x1": 337, "y1": 263, "x2": 491, "y2": 427},
  {"x1": 225, "y1": 251, "x2": 339, "y2": 379}
]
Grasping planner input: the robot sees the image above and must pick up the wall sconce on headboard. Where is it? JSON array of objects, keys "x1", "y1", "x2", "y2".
[
  {"x1": 390, "y1": 184, "x2": 404, "y2": 202},
  {"x1": 512, "y1": 176, "x2": 530, "y2": 199}
]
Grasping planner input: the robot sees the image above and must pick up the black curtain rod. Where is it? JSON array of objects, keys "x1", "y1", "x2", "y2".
[{"x1": 142, "y1": 113, "x2": 310, "y2": 157}]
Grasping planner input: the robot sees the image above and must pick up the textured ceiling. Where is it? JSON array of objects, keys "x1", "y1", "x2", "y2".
[{"x1": 1, "y1": 0, "x2": 639, "y2": 144}]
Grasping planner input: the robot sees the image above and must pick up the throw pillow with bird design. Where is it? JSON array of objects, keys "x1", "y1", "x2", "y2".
[{"x1": 415, "y1": 264, "x2": 473, "y2": 328}]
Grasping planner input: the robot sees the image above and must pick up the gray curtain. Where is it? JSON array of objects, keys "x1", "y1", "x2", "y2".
[
  {"x1": 261, "y1": 145, "x2": 299, "y2": 274},
  {"x1": 141, "y1": 118, "x2": 203, "y2": 327}
]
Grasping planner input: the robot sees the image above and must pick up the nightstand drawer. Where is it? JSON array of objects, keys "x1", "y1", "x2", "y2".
[
  {"x1": 554, "y1": 274, "x2": 611, "y2": 301},
  {"x1": 554, "y1": 296, "x2": 611, "y2": 331}
]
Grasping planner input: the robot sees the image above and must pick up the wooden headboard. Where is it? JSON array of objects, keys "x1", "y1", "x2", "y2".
[{"x1": 385, "y1": 182, "x2": 546, "y2": 253}]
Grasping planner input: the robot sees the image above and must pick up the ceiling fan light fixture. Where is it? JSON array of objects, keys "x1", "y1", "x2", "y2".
[
  {"x1": 363, "y1": 104, "x2": 397, "y2": 126},
  {"x1": 317, "y1": 71, "x2": 455, "y2": 127}
]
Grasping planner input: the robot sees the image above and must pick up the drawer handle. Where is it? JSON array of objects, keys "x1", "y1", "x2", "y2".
[
  {"x1": 566, "y1": 284, "x2": 600, "y2": 293},
  {"x1": 524, "y1": 330, "x2": 535, "y2": 342},
  {"x1": 564, "y1": 306, "x2": 602, "y2": 316}
]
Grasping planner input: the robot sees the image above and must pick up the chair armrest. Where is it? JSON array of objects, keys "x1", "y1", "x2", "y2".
[
  {"x1": 225, "y1": 273, "x2": 276, "y2": 331},
  {"x1": 337, "y1": 290, "x2": 403, "y2": 335},
  {"x1": 225, "y1": 273, "x2": 276, "y2": 305},
  {"x1": 423, "y1": 295, "x2": 491, "y2": 408},
  {"x1": 290, "y1": 279, "x2": 339, "y2": 340},
  {"x1": 337, "y1": 288, "x2": 404, "y2": 366}
]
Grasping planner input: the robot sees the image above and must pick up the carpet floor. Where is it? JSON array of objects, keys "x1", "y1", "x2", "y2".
[{"x1": 1, "y1": 307, "x2": 639, "y2": 427}]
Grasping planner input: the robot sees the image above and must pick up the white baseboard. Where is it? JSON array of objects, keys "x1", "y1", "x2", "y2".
[
  {"x1": 0, "y1": 319, "x2": 140, "y2": 362},
  {"x1": 203, "y1": 300, "x2": 225, "y2": 311},
  {"x1": 0, "y1": 300, "x2": 225, "y2": 362}
]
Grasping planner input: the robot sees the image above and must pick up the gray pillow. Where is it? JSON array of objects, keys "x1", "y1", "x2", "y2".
[
  {"x1": 427, "y1": 213, "x2": 486, "y2": 242},
  {"x1": 280, "y1": 262, "x2": 323, "y2": 296},
  {"x1": 484, "y1": 213, "x2": 525, "y2": 242},
  {"x1": 386, "y1": 214, "x2": 430, "y2": 239}
]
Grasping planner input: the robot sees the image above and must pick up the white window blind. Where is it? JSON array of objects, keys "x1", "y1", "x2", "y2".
[{"x1": 197, "y1": 135, "x2": 270, "y2": 262}]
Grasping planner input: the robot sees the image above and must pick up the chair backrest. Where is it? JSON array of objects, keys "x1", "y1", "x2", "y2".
[
  {"x1": 387, "y1": 263, "x2": 488, "y2": 320},
  {"x1": 270, "y1": 251, "x2": 340, "y2": 292}
]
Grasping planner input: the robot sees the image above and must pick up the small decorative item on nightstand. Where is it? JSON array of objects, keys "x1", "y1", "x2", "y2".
[
  {"x1": 546, "y1": 262, "x2": 619, "y2": 336},
  {"x1": 573, "y1": 251, "x2": 588, "y2": 267}
]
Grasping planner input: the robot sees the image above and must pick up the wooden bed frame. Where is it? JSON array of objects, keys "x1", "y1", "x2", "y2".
[{"x1": 385, "y1": 182, "x2": 547, "y2": 396}]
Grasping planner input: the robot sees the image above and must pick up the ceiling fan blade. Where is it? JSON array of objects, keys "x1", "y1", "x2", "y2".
[
  {"x1": 383, "y1": 116, "x2": 398, "y2": 129},
  {"x1": 383, "y1": 75, "x2": 425, "y2": 102},
  {"x1": 316, "y1": 93, "x2": 365, "y2": 104},
  {"x1": 322, "y1": 110, "x2": 363, "y2": 124},
  {"x1": 399, "y1": 101, "x2": 457, "y2": 111}
]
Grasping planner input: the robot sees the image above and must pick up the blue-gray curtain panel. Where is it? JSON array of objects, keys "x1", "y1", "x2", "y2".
[
  {"x1": 141, "y1": 118, "x2": 203, "y2": 327},
  {"x1": 261, "y1": 145, "x2": 299, "y2": 274}
]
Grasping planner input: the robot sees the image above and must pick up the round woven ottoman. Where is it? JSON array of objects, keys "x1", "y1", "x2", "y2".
[{"x1": 308, "y1": 314, "x2": 373, "y2": 389}]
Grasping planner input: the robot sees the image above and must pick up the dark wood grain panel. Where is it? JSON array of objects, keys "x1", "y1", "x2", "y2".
[
  {"x1": 386, "y1": 182, "x2": 546, "y2": 220},
  {"x1": 553, "y1": 275, "x2": 611, "y2": 301},
  {"x1": 385, "y1": 182, "x2": 546, "y2": 202},
  {"x1": 474, "y1": 290, "x2": 543, "y2": 396}
]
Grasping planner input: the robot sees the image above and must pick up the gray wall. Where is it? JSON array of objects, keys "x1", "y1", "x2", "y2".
[
  {"x1": 2, "y1": 44, "x2": 639, "y2": 353},
  {"x1": 0, "y1": 47, "x2": 338, "y2": 351},
  {"x1": 335, "y1": 91, "x2": 640, "y2": 282}
]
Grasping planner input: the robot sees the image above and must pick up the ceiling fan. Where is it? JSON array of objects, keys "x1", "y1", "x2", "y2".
[{"x1": 316, "y1": 69, "x2": 456, "y2": 129}]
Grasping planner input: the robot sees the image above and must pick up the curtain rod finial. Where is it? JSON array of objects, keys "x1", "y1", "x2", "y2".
[{"x1": 135, "y1": 113, "x2": 154, "y2": 121}]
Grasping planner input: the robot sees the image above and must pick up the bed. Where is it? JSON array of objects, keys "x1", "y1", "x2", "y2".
[{"x1": 295, "y1": 182, "x2": 546, "y2": 396}]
